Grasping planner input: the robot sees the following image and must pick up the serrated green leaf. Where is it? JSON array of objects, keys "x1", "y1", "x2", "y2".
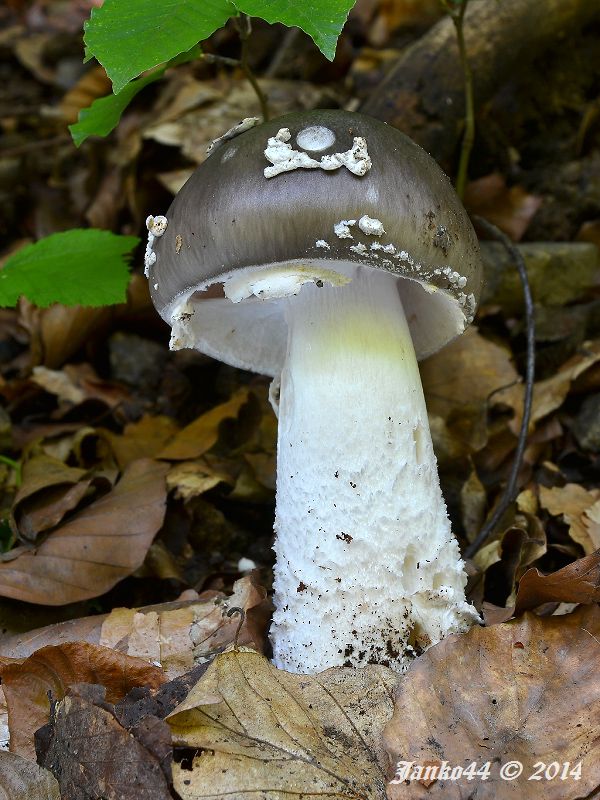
[
  {"x1": 234, "y1": 0, "x2": 356, "y2": 61},
  {"x1": 84, "y1": 0, "x2": 236, "y2": 94},
  {"x1": 70, "y1": 70, "x2": 162, "y2": 147},
  {"x1": 0, "y1": 230, "x2": 139, "y2": 308}
]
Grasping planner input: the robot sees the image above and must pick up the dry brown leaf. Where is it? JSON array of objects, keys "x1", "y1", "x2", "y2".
[
  {"x1": 166, "y1": 457, "x2": 237, "y2": 500},
  {"x1": 99, "y1": 576, "x2": 270, "y2": 678},
  {"x1": 498, "y1": 341, "x2": 600, "y2": 433},
  {"x1": 168, "y1": 648, "x2": 397, "y2": 800},
  {"x1": 143, "y1": 77, "x2": 328, "y2": 165},
  {"x1": 0, "y1": 458, "x2": 168, "y2": 604},
  {"x1": 352, "y1": 0, "x2": 441, "y2": 46},
  {"x1": 0, "y1": 641, "x2": 166, "y2": 760},
  {"x1": 0, "y1": 580, "x2": 269, "y2": 660},
  {"x1": 460, "y1": 465, "x2": 487, "y2": 539},
  {"x1": 540, "y1": 483, "x2": 600, "y2": 554},
  {"x1": 0, "y1": 751, "x2": 60, "y2": 799},
  {"x1": 18, "y1": 301, "x2": 112, "y2": 369},
  {"x1": 158, "y1": 389, "x2": 250, "y2": 461},
  {"x1": 38, "y1": 684, "x2": 172, "y2": 800},
  {"x1": 488, "y1": 517, "x2": 547, "y2": 593},
  {"x1": 421, "y1": 327, "x2": 518, "y2": 453},
  {"x1": 60, "y1": 64, "x2": 112, "y2": 123},
  {"x1": 104, "y1": 414, "x2": 180, "y2": 470},
  {"x1": 464, "y1": 173, "x2": 543, "y2": 241},
  {"x1": 384, "y1": 605, "x2": 600, "y2": 799},
  {"x1": 0, "y1": 613, "x2": 108, "y2": 659},
  {"x1": 31, "y1": 363, "x2": 129, "y2": 409}
]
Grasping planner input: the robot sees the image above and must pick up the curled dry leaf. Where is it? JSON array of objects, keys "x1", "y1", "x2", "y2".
[
  {"x1": 166, "y1": 457, "x2": 235, "y2": 501},
  {"x1": 17, "y1": 298, "x2": 112, "y2": 370},
  {"x1": 0, "y1": 751, "x2": 60, "y2": 800},
  {"x1": 99, "y1": 575, "x2": 271, "y2": 678},
  {"x1": 540, "y1": 483, "x2": 600, "y2": 554},
  {"x1": 168, "y1": 648, "x2": 398, "y2": 800},
  {"x1": 0, "y1": 458, "x2": 168, "y2": 605},
  {"x1": 514, "y1": 549, "x2": 600, "y2": 614},
  {"x1": 475, "y1": 517, "x2": 547, "y2": 610},
  {"x1": 0, "y1": 640, "x2": 166, "y2": 760},
  {"x1": 384, "y1": 605, "x2": 600, "y2": 800},
  {"x1": 10, "y1": 454, "x2": 89, "y2": 541},
  {"x1": 38, "y1": 684, "x2": 172, "y2": 800}
]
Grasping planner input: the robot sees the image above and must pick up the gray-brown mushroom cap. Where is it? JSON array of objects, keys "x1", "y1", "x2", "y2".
[{"x1": 148, "y1": 109, "x2": 482, "y2": 376}]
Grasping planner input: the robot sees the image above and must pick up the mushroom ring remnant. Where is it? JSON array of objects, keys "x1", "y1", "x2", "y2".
[{"x1": 147, "y1": 109, "x2": 483, "y2": 673}]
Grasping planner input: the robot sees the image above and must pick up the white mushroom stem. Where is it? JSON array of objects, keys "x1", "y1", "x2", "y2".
[{"x1": 270, "y1": 266, "x2": 478, "y2": 673}]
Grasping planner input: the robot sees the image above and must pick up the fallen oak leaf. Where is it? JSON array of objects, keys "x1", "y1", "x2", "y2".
[
  {"x1": 483, "y1": 550, "x2": 600, "y2": 624},
  {"x1": 514, "y1": 549, "x2": 600, "y2": 614},
  {"x1": 0, "y1": 751, "x2": 60, "y2": 800},
  {"x1": 384, "y1": 605, "x2": 600, "y2": 799},
  {"x1": 168, "y1": 648, "x2": 397, "y2": 800},
  {"x1": 0, "y1": 458, "x2": 168, "y2": 605},
  {"x1": 539, "y1": 483, "x2": 600, "y2": 555},
  {"x1": 0, "y1": 641, "x2": 166, "y2": 760}
]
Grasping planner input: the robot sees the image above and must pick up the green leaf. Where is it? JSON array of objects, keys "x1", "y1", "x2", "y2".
[
  {"x1": 0, "y1": 230, "x2": 139, "y2": 308},
  {"x1": 84, "y1": 0, "x2": 236, "y2": 94},
  {"x1": 69, "y1": 70, "x2": 162, "y2": 147},
  {"x1": 235, "y1": 0, "x2": 356, "y2": 61},
  {"x1": 70, "y1": 46, "x2": 203, "y2": 147}
]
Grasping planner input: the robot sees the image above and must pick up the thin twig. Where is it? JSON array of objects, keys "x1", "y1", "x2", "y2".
[
  {"x1": 226, "y1": 606, "x2": 246, "y2": 649},
  {"x1": 200, "y1": 53, "x2": 241, "y2": 68},
  {"x1": 234, "y1": 14, "x2": 270, "y2": 122},
  {"x1": 464, "y1": 216, "x2": 536, "y2": 559},
  {"x1": 1, "y1": 135, "x2": 70, "y2": 159},
  {"x1": 441, "y1": 0, "x2": 474, "y2": 199}
]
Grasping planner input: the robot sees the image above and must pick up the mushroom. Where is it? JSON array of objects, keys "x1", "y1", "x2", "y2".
[{"x1": 147, "y1": 110, "x2": 483, "y2": 673}]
